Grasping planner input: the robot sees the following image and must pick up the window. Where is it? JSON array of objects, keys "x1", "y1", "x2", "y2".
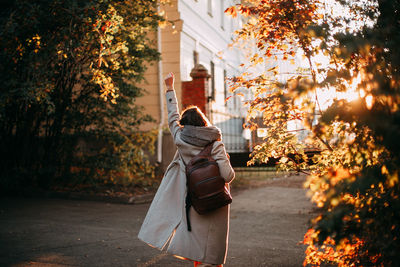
[
  {"x1": 210, "y1": 61, "x2": 215, "y2": 100},
  {"x1": 220, "y1": 0, "x2": 225, "y2": 30},
  {"x1": 230, "y1": 12, "x2": 234, "y2": 32},
  {"x1": 223, "y1": 69, "x2": 227, "y2": 105},
  {"x1": 193, "y1": 51, "x2": 199, "y2": 66},
  {"x1": 208, "y1": 0, "x2": 213, "y2": 17}
]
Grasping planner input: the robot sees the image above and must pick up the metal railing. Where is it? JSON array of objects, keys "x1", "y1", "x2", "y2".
[{"x1": 210, "y1": 110, "x2": 248, "y2": 153}]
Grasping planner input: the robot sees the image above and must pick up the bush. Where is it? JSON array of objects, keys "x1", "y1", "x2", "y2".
[{"x1": 0, "y1": 0, "x2": 163, "y2": 193}]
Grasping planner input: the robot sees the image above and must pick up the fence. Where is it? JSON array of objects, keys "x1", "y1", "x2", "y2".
[{"x1": 210, "y1": 110, "x2": 248, "y2": 154}]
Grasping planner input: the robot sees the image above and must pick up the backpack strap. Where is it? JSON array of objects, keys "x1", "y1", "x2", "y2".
[
  {"x1": 202, "y1": 140, "x2": 215, "y2": 156},
  {"x1": 185, "y1": 193, "x2": 192, "y2": 231},
  {"x1": 191, "y1": 140, "x2": 215, "y2": 161}
]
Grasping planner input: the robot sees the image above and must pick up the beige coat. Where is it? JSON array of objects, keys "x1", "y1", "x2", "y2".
[{"x1": 138, "y1": 91, "x2": 235, "y2": 264}]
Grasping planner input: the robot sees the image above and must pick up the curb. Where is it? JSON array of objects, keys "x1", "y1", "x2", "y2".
[{"x1": 40, "y1": 191, "x2": 155, "y2": 205}]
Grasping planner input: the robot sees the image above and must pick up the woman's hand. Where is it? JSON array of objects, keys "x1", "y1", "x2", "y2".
[{"x1": 164, "y1": 72, "x2": 174, "y2": 92}]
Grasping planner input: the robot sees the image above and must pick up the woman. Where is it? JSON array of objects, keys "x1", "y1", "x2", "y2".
[{"x1": 138, "y1": 72, "x2": 235, "y2": 267}]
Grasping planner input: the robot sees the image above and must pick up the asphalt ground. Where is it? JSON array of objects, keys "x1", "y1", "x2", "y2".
[{"x1": 0, "y1": 175, "x2": 314, "y2": 267}]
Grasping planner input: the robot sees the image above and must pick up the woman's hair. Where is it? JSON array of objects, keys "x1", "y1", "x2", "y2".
[{"x1": 179, "y1": 106, "x2": 210, "y2": 127}]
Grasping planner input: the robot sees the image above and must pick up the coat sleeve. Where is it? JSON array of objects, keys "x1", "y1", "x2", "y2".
[
  {"x1": 166, "y1": 90, "x2": 181, "y2": 141},
  {"x1": 212, "y1": 141, "x2": 235, "y2": 183}
]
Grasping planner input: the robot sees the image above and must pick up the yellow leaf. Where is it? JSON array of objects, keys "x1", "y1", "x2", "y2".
[
  {"x1": 330, "y1": 198, "x2": 339, "y2": 207},
  {"x1": 388, "y1": 172, "x2": 399, "y2": 188}
]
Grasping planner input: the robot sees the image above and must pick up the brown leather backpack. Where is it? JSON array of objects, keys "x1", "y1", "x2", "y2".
[{"x1": 181, "y1": 141, "x2": 232, "y2": 231}]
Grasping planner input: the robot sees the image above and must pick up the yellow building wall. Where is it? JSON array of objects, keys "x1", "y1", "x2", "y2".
[{"x1": 138, "y1": 0, "x2": 183, "y2": 131}]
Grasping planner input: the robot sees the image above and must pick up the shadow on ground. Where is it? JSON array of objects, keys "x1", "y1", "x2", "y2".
[{"x1": 0, "y1": 175, "x2": 314, "y2": 266}]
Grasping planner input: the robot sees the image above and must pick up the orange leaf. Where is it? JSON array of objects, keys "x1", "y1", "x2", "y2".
[{"x1": 225, "y1": 6, "x2": 237, "y2": 18}]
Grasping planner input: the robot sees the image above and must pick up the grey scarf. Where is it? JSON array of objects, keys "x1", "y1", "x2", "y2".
[{"x1": 180, "y1": 125, "x2": 222, "y2": 147}]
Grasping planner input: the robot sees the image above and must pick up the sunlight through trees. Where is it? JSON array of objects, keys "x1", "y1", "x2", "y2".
[{"x1": 226, "y1": 0, "x2": 400, "y2": 265}]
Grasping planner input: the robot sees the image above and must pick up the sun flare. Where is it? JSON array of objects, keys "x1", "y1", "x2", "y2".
[{"x1": 316, "y1": 73, "x2": 364, "y2": 110}]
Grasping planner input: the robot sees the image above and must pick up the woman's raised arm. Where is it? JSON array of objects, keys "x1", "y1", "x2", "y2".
[
  {"x1": 164, "y1": 72, "x2": 174, "y2": 92},
  {"x1": 164, "y1": 72, "x2": 181, "y2": 141}
]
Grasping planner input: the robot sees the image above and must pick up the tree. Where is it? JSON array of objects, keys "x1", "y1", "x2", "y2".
[
  {"x1": 226, "y1": 0, "x2": 400, "y2": 265},
  {"x1": 0, "y1": 0, "x2": 163, "y2": 192}
]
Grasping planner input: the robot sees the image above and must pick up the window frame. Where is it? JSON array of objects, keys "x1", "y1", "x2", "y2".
[
  {"x1": 210, "y1": 61, "x2": 216, "y2": 100},
  {"x1": 208, "y1": 0, "x2": 213, "y2": 17}
]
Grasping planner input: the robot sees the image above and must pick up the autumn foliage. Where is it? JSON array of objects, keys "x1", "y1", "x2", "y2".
[{"x1": 227, "y1": 0, "x2": 400, "y2": 265}]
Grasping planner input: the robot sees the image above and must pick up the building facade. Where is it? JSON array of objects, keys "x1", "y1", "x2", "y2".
[{"x1": 139, "y1": 0, "x2": 248, "y2": 168}]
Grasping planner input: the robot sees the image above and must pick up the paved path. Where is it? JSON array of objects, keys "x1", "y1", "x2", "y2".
[{"x1": 0, "y1": 175, "x2": 314, "y2": 266}]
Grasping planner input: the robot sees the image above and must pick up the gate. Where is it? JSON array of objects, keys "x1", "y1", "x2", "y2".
[{"x1": 210, "y1": 110, "x2": 248, "y2": 154}]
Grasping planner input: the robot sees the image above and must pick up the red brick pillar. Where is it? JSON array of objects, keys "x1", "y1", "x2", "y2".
[{"x1": 181, "y1": 64, "x2": 210, "y2": 114}]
